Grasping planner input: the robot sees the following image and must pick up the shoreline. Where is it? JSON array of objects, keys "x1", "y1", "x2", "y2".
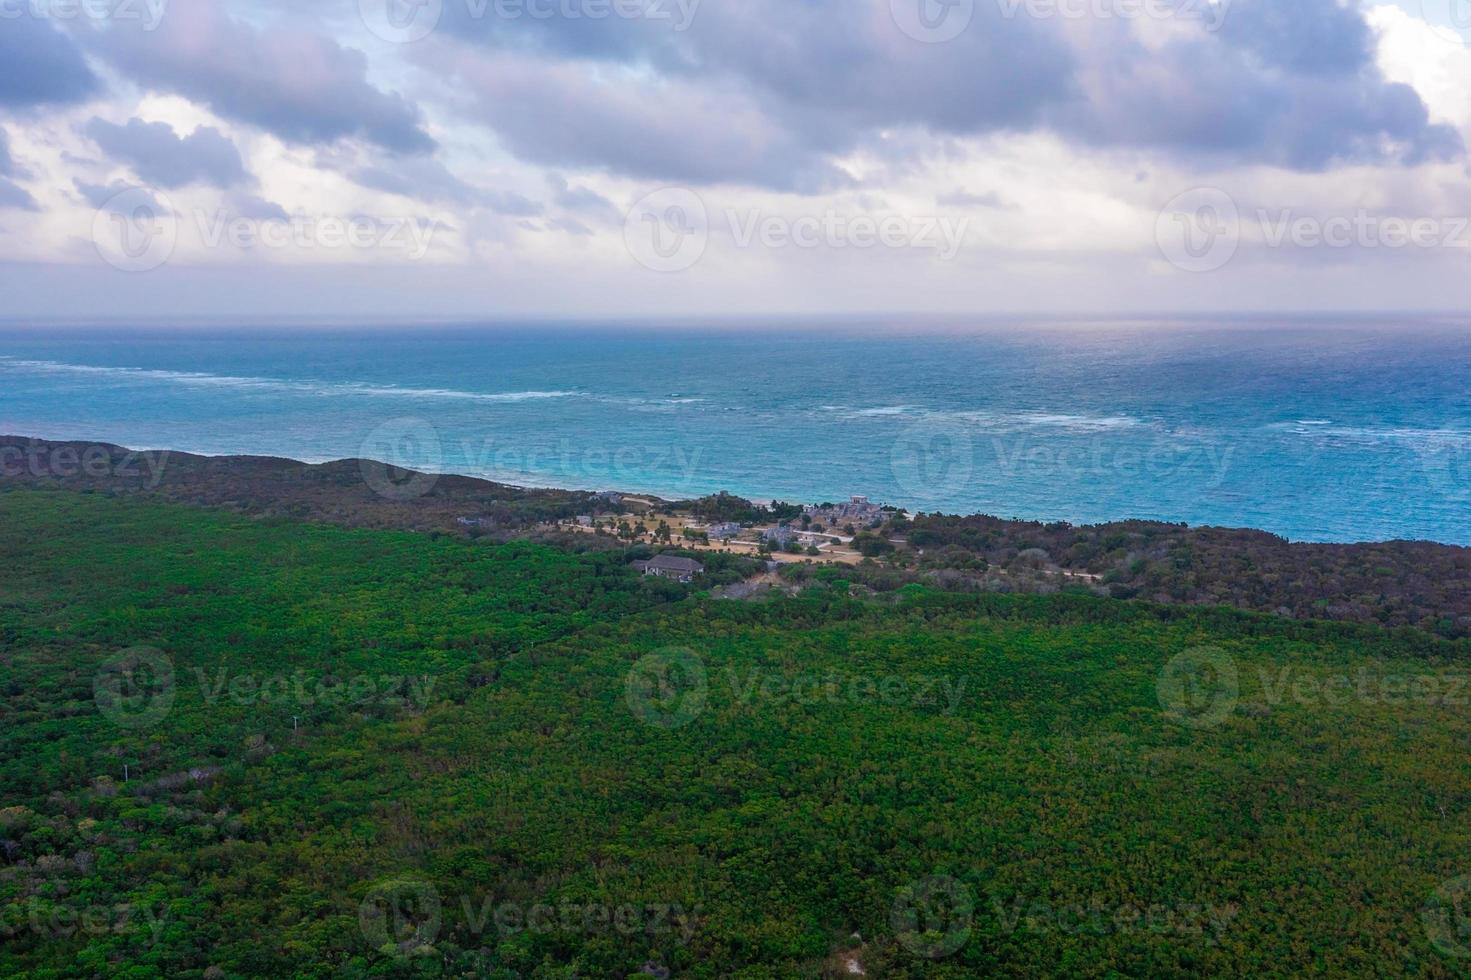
[{"x1": 2, "y1": 431, "x2": 1467, "y2": 550}]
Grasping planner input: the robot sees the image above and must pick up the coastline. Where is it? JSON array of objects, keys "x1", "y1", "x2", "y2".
[
  {"x1": 5, "y1": 433, "x2": 1471, "y2": 639},
  {"x1": 2, "y1": 430, "x2": 1467, "y2": 549}
]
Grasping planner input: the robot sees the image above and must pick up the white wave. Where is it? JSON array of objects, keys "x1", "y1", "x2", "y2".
[
  {"x1": 0, "y1": 356, "x2": 578, "y2": 404},
  {"x1": 1005, "y1": 412, "x2": 1146, "y2": 431},
  {"x1": 1268, "y1": 418, "x2": 1471, "y2": 449},
  {"x1": 818, "y1": 403, "x2": 1149, "y2": 431}
]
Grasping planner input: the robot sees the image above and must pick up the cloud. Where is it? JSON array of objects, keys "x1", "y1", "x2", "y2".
[
  {"x1": 1056, "y1": 1, "x2": 1463, "y2": 170},
  {"x1": 0, "y1": 130, "x2": 36, "y2": 211},
  {"x1": 428, "y1": 0, "x2": 1458, "y2": 186},
  {"x1": 225, "y1": 192, "x2": 290, "y2": 222},
  {"x1": 348, "y1": 156, "x2": 542, "y2": 215},
  {"x1": 87, "y1": 1, "x2": 433, "y2": 153},
  {"x1": 437, "y1": 51, "x2": 853, "y2": 192},
  {"x1": 0, "y1": 181, "x2": 36, "y2": 210},
  {"x1": 73, "y1": 179, "x2": 169, "y2": 215},
  {"x1": 0, "y1": 18, "x2": 99, "y2": 107},
  {"x1": 938, "y1": 189, "x2": 1013, "y2": 209},
  {"x1": 545, "y1": 216, "x2": 594, "y2": 236},
  {"x1": 547, "y1": 173, "x2": 619, "y2": 222},
  {"x1": 84, "y1": 117, "x2": 248, "y2": 188}
]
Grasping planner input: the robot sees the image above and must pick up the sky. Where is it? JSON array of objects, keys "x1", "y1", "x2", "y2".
[{"x1": 3, "y1": 0, "x2": 1471, "y2": 318}]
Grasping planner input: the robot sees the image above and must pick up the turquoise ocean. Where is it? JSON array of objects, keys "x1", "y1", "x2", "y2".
[{"x1": 2, "y1": 318, "x2": 1468, "y2": 545}]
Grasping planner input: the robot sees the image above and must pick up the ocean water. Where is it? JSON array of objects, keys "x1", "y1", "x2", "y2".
[{"x1": 1, "y1": 318, "x2": 1469, "y2": 545}]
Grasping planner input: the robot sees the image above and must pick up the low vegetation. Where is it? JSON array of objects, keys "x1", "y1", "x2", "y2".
[{"x1": 3, "y1": 490, "x2": 1470, "y2": 976}]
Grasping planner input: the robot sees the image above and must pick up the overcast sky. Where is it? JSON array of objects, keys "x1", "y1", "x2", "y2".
[{"x1": 3, "y1": 0, "x2": 1471, "y2": 318}]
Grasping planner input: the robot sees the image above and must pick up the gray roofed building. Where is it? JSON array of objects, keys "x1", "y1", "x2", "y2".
[{"x1": 631, "y1": 555, "x2": 706, "y2": 582}]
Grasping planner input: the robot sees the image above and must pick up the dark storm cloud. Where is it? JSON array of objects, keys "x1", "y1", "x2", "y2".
[
  {"x1": 85, "y1": 1, "x2": 434, "y2": 153},
  {"x1": 430, "y1": 0, "x2": 1459, "y2": 187},
  {"x1": 349, "y1": 156, "x2": 543, "y2": 215},
  {"x1": 547, "y1": 173, "x2": 619, "y2": 222},
  {"x1": 84, "y1": 118, "x2": 248, "y2": 188},
  {"x1": 1057, "y1": 0, "x2": 1462, "y2": 169},
  {"x1": 73, "y1": 179, "x2": 168, "y2": 214},
  {"x1": 0, "y1": 17, "x2": 99, "y2": 107}
]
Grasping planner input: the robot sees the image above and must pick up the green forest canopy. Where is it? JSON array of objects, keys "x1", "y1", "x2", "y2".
[{"x1": 1, "y1": 490, "x2": 1470, "y2": 977}]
